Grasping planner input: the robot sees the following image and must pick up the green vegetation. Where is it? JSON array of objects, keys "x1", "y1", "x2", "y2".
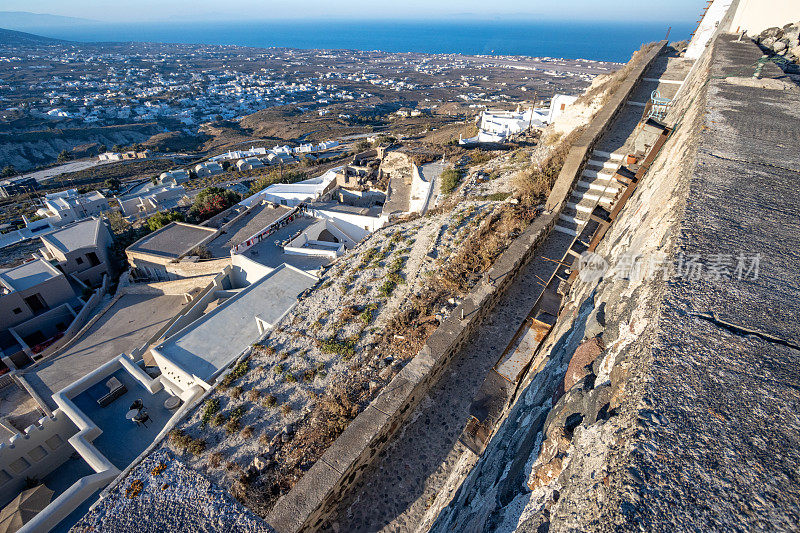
[
  {"x1": 225, "y1": 405, "x2": 247, "y2": 434},
  {"x1": 248, "y1": 169, "x2": 307, "y2": 196},
  {"x1": 200, "y1": 398, "x2": 221, "y2": 427},
  {"x1": 319, "y1": 337, "x2": 357, "y2": 358},
  {"x1": 146, "y1": 210, "x2": 184, "y2": 231},
  {"x1": 263, "y1": 394, "x2": 278, "y2": 408},
  {"x1": 1, "y1": 165, "x2": 15, "y2": 178},
  {"x1": 219, "y1": 360, "x2": 249, "y2": 388},
  {"x1": 187, "y1": 187, "x2": 240, "y2": 223},
  {"x1": 359, "y1": 303, "x2": 379, "y2": 325},
  {"x1": 440, "y1": 168, "x2": 465, "y2": 195},
  {"x1": 169, "y1": 429, "x2": 206, "y2": 456}
]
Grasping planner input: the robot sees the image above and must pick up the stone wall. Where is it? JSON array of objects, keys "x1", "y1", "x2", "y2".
[
  {"x1": 545, "y1": 41, "x2": 667, "y2": 212},
  {"x1": 266, "y1": 213, "x2": 556, "y2": 532},
  {"x1": 265, "y1": 39, "x2": 670, "y2": 533}
]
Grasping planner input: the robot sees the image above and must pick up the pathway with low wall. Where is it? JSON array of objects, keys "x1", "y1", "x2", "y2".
[{"x1": 267, "y1": 39, "x2": 668, "y2": 533}]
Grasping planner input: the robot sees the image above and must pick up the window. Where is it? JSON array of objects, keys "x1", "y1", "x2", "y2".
[
  {"x1": 12, "y1": 307, "x2": 22, "y2": 315},
  {"x1": 86, "y1": 252, "x2": 101, "y2": 266},
  {"x1": 24, "y1": 293, "x2": 47, "y2": 314},
  {"x1": 76, "y1": 256, "x2": 84, "y2": 265}
]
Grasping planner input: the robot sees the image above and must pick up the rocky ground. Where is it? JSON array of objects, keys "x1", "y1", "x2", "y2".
[
  {"x1": 74, "y1": 449, "x2": 271, "y2": 532},
  {"x1": 754, "y1": 21, "x2": 800, "y2": 72},
  {"x1": 168, "y1": 190, "x2": 516, "y2": 515}
]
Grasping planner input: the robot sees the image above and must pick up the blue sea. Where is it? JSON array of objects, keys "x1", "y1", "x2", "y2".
[{"x1": 16, "y1": 20, "x2": 692, "y2": 63}]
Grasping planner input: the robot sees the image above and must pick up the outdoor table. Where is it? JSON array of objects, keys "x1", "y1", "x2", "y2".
[{"x1": 125, "y1": 409, "x2": 140, "y2": 420}]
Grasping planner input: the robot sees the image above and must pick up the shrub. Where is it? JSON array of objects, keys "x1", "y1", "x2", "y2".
[
  {"x1": 220, "y1": 360, "x2": 249, "y2": 387},
  {"x1": 249, "y1": 169, "x2": 307, "y2": 195},
  {"x1": 319, "y1": 337, "x2": 357, "y2": 357},
  {"x1": 209, "y1": 452, "x2": 224, "y2": 468},
  {"x1": 200, "y1": 398, "x2": 221, "y2": 426},
  {"x1": 281, "y1": 404, "x2": 292, "y2": 416},
  {"x1": 263, "y1": 394, "x2": 277, "y2": 407},
  {"x1": 187, "y1": 187, "x2": 240, "y2": 223},
  {"x1": 230, "y1": 386, "x2": 242, "y2": 399},
  {"x1": 440, "y1": 168, "x2": 465, "y2": 195},
  {"x1": 147, "y1": 210, "x2": 184, "y2": 231},
  {"x1": 247, "y1": 389, "x2": 260, "y2": 402},
  {"x1": 240, "y1": 425, "x2": 254, "y2": 439},
  {"x1": 378, "y1": 279, "x2": 397, "y2": 298},
  {"x1": 169, "y1": 429, "x2": 205, "y2": 456},
  {"x1": 339, "y1": 305, "x2": 359, "y2": 322},
  {"x1": 359, "y1": 303, "x2": 379, "y2": 325},
  {"x1": 211, "y1": 413, "x2": 227, "y2": 427}
]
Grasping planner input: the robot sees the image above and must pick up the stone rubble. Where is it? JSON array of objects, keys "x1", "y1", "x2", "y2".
[{"x1": 754, "y1": 22, "x2": 800, "y2": 71}]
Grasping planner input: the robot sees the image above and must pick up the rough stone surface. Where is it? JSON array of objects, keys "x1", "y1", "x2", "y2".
[
  {"x1": 72, "y1": 449, "x2": 271, "y2": 533},
  {"x1": 426, "y1": 35, "x2": 800, "y2": 533}
]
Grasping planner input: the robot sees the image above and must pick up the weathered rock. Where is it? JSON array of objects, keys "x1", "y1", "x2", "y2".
[{"x1": 563, "y1": 337, "x2": 604, "y2": 392}]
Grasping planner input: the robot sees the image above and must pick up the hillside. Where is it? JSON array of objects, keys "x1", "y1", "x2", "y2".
[{"x1": 0, "y1": 27, "x2": 68, "y2": 45}]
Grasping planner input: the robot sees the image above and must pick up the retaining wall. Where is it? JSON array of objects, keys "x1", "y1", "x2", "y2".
[
  {"x1": 545, "y1": 40, "x2": 667, "y2": 212},
  {"x1": 267, "y1": 212, "x2": 557, "y2": 532},
  {"x1": 267, "y1": 40, "x2": 669, "y2": 533}
]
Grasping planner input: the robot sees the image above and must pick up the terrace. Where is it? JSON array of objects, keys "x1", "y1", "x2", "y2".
[
  {"x1": 71, "y1": 368, "x2": 173, "y2": 470},
  {"x1": 239, "y1": 215, "x2": 332, "y2": 272}
]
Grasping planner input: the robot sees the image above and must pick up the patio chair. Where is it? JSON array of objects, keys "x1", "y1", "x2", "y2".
[
  {"x1": 133, "y1": 409, "x2": 150, "y2": 428},
  {"x1": 129, "y1": 399, "x2": 143, "y2": 411}
]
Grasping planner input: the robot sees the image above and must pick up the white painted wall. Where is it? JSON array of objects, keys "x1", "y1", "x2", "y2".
[
  {"x1": 728, "y1": 0, "x2": 800, "y2": 35},
  {"x1": 0, "y1": 409, "x2": 80, "y2": 507}
]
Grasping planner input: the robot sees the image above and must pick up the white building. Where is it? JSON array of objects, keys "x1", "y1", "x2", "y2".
[
  {"x1": 34, "y1": 190, "x2": 111, "y2": 226},
  {"x1": 194, "y1": 161, "x2": 224, "y2": 178},
  {"x1": 158, "y1": 169, "x2": 191, "y2": 185},
  {"x1": 236, "y1": 157, "x2": 264, "y2": 171}
]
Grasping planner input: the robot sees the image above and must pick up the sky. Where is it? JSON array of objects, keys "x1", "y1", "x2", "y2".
[{"x1": 0, "y1": 0, "x2": 700, "y2": 23}]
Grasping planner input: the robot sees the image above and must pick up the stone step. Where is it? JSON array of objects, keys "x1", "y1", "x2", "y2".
[
  {"x1": 592, "y1": 150, "x2": 624, "y2": 161},
  {"x1": 570, "y1": 189, "x2": 614, "y2": 204},
  {"x1": 566, "y1": 201, "x2": 594, "y2": 213},
  {"x1": 577, "y1": 179, "x2": 622, "y2": 191},
  {"x1": 643, "y1": 77, "x2": 684, "y2": 84},
  {"x1": 581, "y1": 168, "x2": 615, "y2": 179},
  {"x1": 586, "y1": 159, "x2": 619, "y2": 169},
  {"x1": 559, "y1": 213, "x2": 587, "y2": 225},
  {"x1": 554, "y1": 224, "x2": 578, "y2": 236}
]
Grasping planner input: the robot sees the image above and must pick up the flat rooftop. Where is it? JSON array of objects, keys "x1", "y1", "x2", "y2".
[
  {"x1": 41, "y1": 218, "x2": 102, "y2": 254},
  {"x1": 312, "y1": 201, "x2": 383, "y2": 218},
  {"x1": 126, "y1": 222, "x2": 217, "y2": 259},
  {"x1": 0, "y1": 259, "x2": 62, "y2": 292},
  {"x1": 23, "y1": 293, "x2": 187, "y2": 409},
  {"x1": 242, "y1": 215, "x2": 332, "y2": 272},
  {"x1": 382, "y1": 172, "x2": 411, "y2": 215},
  {"x1": 72, "y1": 368, "x2": 173, "y2": 470},
  {"x1": 156, "y1": 265, "x2": 317, "y2": 381},
  {"x1": 206, "y1": 202, "x2": 291, "y2": 258}
]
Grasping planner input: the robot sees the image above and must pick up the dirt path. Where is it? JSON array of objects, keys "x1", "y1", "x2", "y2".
[{"x1": 326, "y1": 230, "x2": 569, "y2": 532}]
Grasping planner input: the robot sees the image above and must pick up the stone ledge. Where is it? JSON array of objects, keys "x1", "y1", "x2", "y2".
[
  {"x1": 266, "y1": 202, "x2": 555, "y2": 532},
  {"x1": 546, "y1": 40, "x2": 667, "y2": 212}
]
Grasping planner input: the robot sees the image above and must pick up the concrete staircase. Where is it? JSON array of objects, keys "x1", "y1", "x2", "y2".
[{"x1": 554, "y1": 150, "x2": 625, "y2": 236}]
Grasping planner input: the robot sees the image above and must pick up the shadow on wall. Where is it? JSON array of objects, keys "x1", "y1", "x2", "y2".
[{"x1": 428, "y1": 291, "x2": 595, "y2": 532}]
